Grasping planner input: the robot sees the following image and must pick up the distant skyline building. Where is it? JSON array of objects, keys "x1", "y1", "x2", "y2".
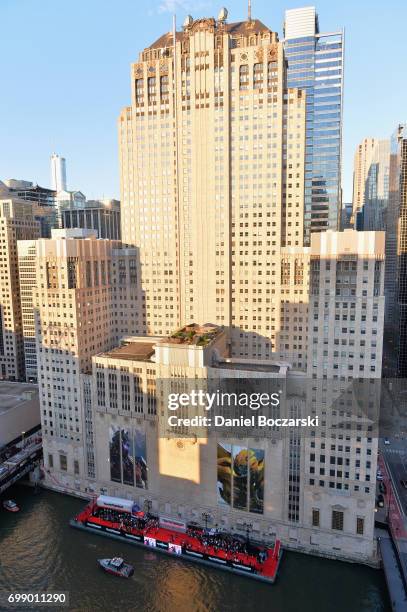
[
  {"x1": 284, "y1": 6, "x2": 344, "y2": 244},
  {"x1": 4, "y1": 179, "x2": 57, "y2": 237},
  {"x1": 61, "y1": 198, "x2": 121, "y2": 240},
  {"x1": 352, "y1": 138, "x2": 377, "y2": 226},
  {"x1": 384, "y1": 123, "x2": 407, "y2": 377},
  {"x1": 352, "y1": 138, "x2": 390, "y2": 231},
  {"x1": 0, "y1": 196, "x2": 40, "y2": 380},
  {"x1": 363, "y1": 139, "x2": 390, "y2": 231},
  {"x1": 50, "y1": 154, "x2": 67, "y2": 192},
  {"x1": 17, "y1": 240, "x2": 38, "y2": 382}
]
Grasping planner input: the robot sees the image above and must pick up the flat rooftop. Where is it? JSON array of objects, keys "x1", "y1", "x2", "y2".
[
  {"x1": 0, "y1": 382, "x2": 38, "y2": 415},
  {"x1": 102, "y1": 342, "x2": 156, "y2": 362}
]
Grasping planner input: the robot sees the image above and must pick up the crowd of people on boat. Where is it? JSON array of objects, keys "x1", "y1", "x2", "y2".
[{"x1": 90, "y1": 507, "x2": 268, "y2": 565}]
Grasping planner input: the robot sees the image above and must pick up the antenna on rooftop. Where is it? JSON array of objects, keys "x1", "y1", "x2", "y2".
[{"x1": 248, "y1": 0, "x2": 252, "y2": 21}]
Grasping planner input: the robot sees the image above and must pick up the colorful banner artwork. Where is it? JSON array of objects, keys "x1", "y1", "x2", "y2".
[
  {"x1": 249, "y1": 448, "x2": 265, "y2": 514},
  {"x1": 135, "y1": 429, "x2": 148, "y2": 489},
  {"x1": 109, "y1": 425, "x2": 121, "y2": 483},
  {"x1": 217, "y1": 442, "x2": 232, "y2": 506},
  {"x1": 121, "y1": 428, "x2": 134, "y2": 486},
  {"x1": 217, "y1": 442, "x2": 265, "y2": 515},
  {"x1": 232, "y1": 446, "x2": 248, "y2": 511}
]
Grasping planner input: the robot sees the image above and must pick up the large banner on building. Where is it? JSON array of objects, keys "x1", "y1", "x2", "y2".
[
  {"x1": 232, "y1": 446, "x2": 248, "y2": 511},
  {"x1": 249, "y1": 448, "x2": 265, "y2": 514},
  {"x1": 217, "y1": 442, "x2": 264, "y2": 515},
  {"x1": 217, "y1": 442, "x2": 232, "y2": 507},
  {"x1": 135, "y1": 429, "x2": 148, "y2": 489},
  {"x1": 121, "y1": 428, "x2": 134, "y2": 486},
  {"x1": 109, "y1": 425, "x2": 121, "y2": 483}
]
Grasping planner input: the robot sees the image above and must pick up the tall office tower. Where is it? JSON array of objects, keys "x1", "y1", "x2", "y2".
[
  {"x1": 50, "y1": 154, "x2": 67, "y2": 192},
  {"x1": 284, "y1": 6, "x2": 344, "y2": 243},
  {"x1": 0, "y1": 197, "x2": 40, "y2": 380},
  {"x1": 308, "y1": 230, "x2": 385, "y2": 380},
  {"x1": 17, "y1": 240, "x2": 39, "y2": 382},
  {"x1": 352, "y1": 138, "x2": 377, "y2": 227},
  {"x1": 362, "y1": 140, "x2": 390, "y2": 231},
  {"x1": 352, "y1": 139, "x2": 390, "y2": 231},
  {"x1": 4, "y1": 179, "x2": 58, "y2": 237},
  {"x1": 384, "y1": 124, "x2": 407, "y2": 376},
  {"x1": 35, "y1": 229, "x2": 141, "y2": 489},
  {"x1": 119, "y1": 11, "x2": 309, "y2": 366},
  {"x1": 61, "y1": 198, "x2": 121, "y2": 240}
]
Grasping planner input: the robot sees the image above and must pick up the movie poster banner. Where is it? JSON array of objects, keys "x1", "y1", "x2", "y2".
[
  {"x1": 217, "y1": 442, "x2": 232, "y2": 506},
  {"x1": 121, "y1": 428, "x2": 134, "y2": 486},
  {"x1": 109, "y1": 425, "x2": 121, "y2": 483},
  {"x1": 232, "y1": 446, "x2": 248, "y2": 511},
  {"x1": 135, "y1": 429, "x2": 148, "y2": 489},
  {"x1": 249, "y1": 448, "x2": 265, "y2": 514}
]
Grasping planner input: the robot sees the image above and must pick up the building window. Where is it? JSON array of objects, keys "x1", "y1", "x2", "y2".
[
  {"x1": 239, "y1": 64, "x2": 249, "y2": 90},
  {"x1": 331, "y1": 510, "x2": 344, "y2": 531},
  {"x1": 135, "y1": 78, "x2": 144, "y2": 104},
  {"x1": 121, "y1": 374, "x2": 130, "y2": 411},
  {"x1": 160, "y1": 75, "x2": 169, "y2": 102},
  {"x1": 48, "y1": 453, "x2": 54, "y2": 469},
  {"x1": 356, "y1": 517, "x2": 364, "y2": 535},
  {"x1": 59, "y1": 454, "x2": 67, "y2": 471},
  {"x1": 74, "y1": 460, "x2": 80, "y2": 476},
  {"x1": 67, "y1": 258, "x2": 78, "y2": 289},
  {"x1": 96, "y1": 371, "x2": 105, "y2": 407},
  {"x1": 147, "y1": 76, "x2": 156, "y2": 103},
  {"x1": 253, "y1": 62, "x2": 263, "y2": 89},
  {"x1": 312, "y1": 508, "x2": 320, "y2": 527}
]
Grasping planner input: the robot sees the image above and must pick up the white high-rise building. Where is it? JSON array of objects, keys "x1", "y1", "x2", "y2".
[{"x1": 50, "y1": 154, "x2": 67, "y2": 192}]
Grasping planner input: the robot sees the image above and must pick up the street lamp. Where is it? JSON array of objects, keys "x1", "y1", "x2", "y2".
[
  {"x1": 21, "y1": 431, "x2": 25, "y2": 448},
  {"x1": 202, "y1": 511, "x2": 211, "y2": 531}
]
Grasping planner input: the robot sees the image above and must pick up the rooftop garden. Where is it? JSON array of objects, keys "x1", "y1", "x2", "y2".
[{"x1": 168, "y1": 323, "x2": 219, "y2": 347}]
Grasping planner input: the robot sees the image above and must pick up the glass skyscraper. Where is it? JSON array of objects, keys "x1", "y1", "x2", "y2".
[{"x1": 284, "y1": 6, "x2": 344, "y2": 245}]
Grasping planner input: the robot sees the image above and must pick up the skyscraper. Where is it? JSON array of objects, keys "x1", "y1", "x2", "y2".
[
  {"x1": 17, "y1": 240, "x2": 39, "y2": 382},
  {"x1": 119, "y1": 11, "x2": 310, "y2": 367},
  {"x1": 384, "y1": 124, "x2": 407, "y2": 376},
  {"x1": 50, "y1": 153, "x2": 67, "y2": 192},
  {"x1": 352, "y1": 138, "x2": 377, "y2": 227},
  {"x1": 35, "y1": 229, "x2": 141, "y2": 486},
  {"x1": 0, "y1": 195, "x2": 40, "y2": 380},
  {"x1": 308, "y1": 229, "x2": 385, "y2": 380},
  {"x1": 362, "y1": 139, "x2": 390, "y2": 231},
  {"x1": 352, "y1": 138, "x2": 390, "y2": 231},
  {"x1": 284, "y1": 6, "x2": 344, "y2": 243}
]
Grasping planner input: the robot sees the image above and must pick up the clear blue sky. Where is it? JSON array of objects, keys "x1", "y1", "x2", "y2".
[{"x1": 1, "y1": 0, "x2": 406, "y2": 202}]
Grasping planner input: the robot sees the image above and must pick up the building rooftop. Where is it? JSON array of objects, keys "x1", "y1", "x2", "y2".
[
  {"x1": 102, "y1": 341, "x2": 156, "y2": 362},
  {"x1": 164, "y1": 323, "x2": 222, "y2": 347},
  {"x1": 0, "y1": 382, "x2": 40, "y2": 448},
  {"x1": 0, "y1": 382, "x2": 38, "y2": 415},
  {"x1": 147, "y1": 18, "x2": 273, "y2": 50}
]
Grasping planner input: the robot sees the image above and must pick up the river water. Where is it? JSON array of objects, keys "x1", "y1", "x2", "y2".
[{"x1": 0, "y1": 485, "x2": 390, "y2": 612}]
